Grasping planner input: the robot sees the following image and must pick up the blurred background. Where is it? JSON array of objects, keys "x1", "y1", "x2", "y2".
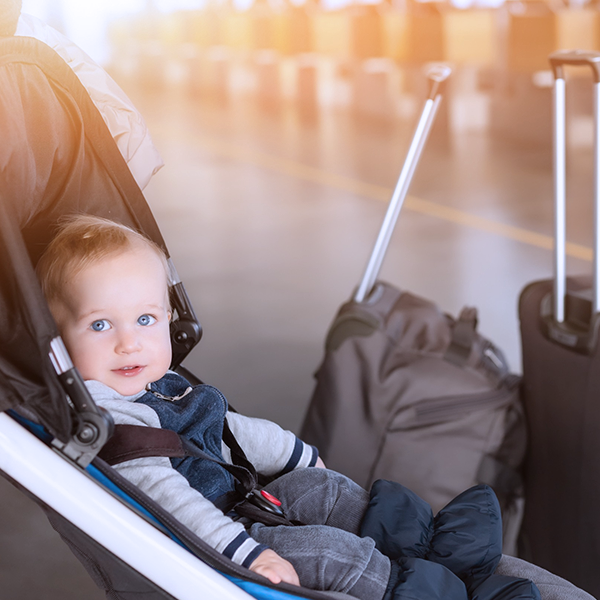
[{"x1": 3, "y1": 0, "x2": 600, "y2": 597}]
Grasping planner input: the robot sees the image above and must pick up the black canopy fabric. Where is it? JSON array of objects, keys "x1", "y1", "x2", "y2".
[{"x1": 0, "y1": 36, "x2": 169, "y2": 441}]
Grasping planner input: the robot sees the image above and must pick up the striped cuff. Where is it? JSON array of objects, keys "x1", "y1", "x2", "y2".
[
  {"x1": 282, "y1": 437, "x2": 304, "y2": 473},
  {"x1": 241, "y1": 544, "x2": 270, "y2": 569},
  {"x1": 223, "y1": 532, "x2": 251, "y2": 561},
  {"x1": 282, "y1": 437, "x2": 320, "y2": 473},
  {"x1": 224, "y1": 532, "x2": 269, "y2": 567}
]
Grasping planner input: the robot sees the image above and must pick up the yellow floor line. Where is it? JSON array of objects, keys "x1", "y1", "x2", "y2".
[{"x1": 175, "y1": 131, "x2": 594, "y2": 262}]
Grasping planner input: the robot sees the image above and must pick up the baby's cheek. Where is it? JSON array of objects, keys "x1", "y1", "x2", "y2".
[
  {"x1": 72, "y1": 352, "x2": 95, "y2": 379},
  {"x1": 159, "y1": 337, "x2": 173, "y2": 371}
]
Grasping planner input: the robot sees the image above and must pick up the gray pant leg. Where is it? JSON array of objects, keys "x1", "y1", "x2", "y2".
[
  {"x1": 251, "y1": 468, "x2": 391, "y2": 599},
  {"x1": 250, "y1": 522, "x2": 390, "y2": 599},
  {"x1": 263, "y1": 467, "x2": 370, "y2": 532}
]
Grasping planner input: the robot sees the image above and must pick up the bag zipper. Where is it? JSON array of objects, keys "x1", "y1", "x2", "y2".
[{"x1": 393, "y1": 387, "x2": 518, "y2": 429}]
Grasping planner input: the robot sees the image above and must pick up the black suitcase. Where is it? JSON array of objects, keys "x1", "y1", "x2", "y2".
[
  {"x1": 518, "y1": 50, "x2": 600, "y2": 598},
  {"x1": 301, "y1": 65, "x2": 527, "y2": 552}
]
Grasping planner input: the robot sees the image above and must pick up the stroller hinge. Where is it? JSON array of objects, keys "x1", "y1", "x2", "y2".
[
  {"x1": 54, "y1": 368, "x2": 114, "y2": 468},
  {"x1": 48, "y1": 337, "x2": 115, "y2": 467},
  {"x1": 51, "y1": 406, "x2": 113, "y2": 468}
]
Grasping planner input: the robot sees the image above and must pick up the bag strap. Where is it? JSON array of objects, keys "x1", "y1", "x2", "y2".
[
  {"x1": 476, "y1": 454, "x2": 523, "y2": 513},
  {"x1": 444, "y1": 306, "x2": 478, "y2": 367},
  {"x1": 444, "y1": 306, "x2": 510, "y2": 386}
]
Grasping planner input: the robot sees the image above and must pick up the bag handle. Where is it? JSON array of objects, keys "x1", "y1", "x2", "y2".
[{"x1": 444, "y1": 307, "x2": 478, "y2": 367}]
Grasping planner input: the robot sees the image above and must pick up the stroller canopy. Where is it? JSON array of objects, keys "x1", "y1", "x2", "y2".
[{"x1": 0, "y1": 35, "x2": 169, "y2": 441}]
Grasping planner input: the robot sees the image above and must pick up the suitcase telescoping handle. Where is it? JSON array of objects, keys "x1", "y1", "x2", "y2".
[
  {"x1": 550, "y1": 50, "x2": 600, "y2": 324},
  {"x1": 354, "y1": 64, "x2": 452, "y2": 303}
]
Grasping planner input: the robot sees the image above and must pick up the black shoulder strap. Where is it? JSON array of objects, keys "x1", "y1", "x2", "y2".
[
  {"x1": 98, "y1": 422, "x2": 257, "y2": 493},
  {"x1": 98, "y1": 424, "x2": 186, "y2": 464},
  {"x1": 222, "y1": 419, "x2": 255, "y2": 472}
]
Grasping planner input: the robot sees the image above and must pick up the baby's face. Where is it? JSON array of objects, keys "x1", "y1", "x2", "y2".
[{"x1": 55, "y1": 243, "x2": 172, "y2": 396}]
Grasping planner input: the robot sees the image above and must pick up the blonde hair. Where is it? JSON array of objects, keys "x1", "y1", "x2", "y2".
[{"x1": 37, "y1": 214, "x2": 171, "y2": 310}]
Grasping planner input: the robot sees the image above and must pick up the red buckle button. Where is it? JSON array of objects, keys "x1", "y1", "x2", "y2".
[{"x1": 260, "y1": 490, "x2": 282, "y2": 507}]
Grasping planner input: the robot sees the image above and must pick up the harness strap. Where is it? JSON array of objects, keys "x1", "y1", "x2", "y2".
[
  {"x1": 99, "y1": 424, "x2": 186, "y2": 464},
  {"x1": 99, "y1": 422, "x2": 258, "y2": 494},
  {"x1": 98, "y1": 421, "x2": 298, "y2": 527}
]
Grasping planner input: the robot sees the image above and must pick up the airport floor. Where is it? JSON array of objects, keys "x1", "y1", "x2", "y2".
[{"x1": 0, "y1": 64, "x2": 596, "y2": 599}]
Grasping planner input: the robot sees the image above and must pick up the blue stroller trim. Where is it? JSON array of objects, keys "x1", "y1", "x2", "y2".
[{"x1": 86, "y1": 463, "x2": 313, "y2": 600}]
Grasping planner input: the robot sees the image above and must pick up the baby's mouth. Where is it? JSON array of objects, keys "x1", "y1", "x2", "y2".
[{"x1": 113, "y1": 365, "x2": 144, "y2": 377}]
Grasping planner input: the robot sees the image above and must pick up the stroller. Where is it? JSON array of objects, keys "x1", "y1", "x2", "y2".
[{"x1": 0, "y1": 34, "x2": 593, "y2": 600}]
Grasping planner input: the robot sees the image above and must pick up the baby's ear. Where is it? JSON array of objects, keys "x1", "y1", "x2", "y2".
[{"x1": 167, "y1": 311, "x2": 172, "y2": 322}]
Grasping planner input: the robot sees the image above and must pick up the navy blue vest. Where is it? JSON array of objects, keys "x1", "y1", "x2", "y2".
[{"x1": 135, "y1": 372, "x2": 236, "y2": 502}]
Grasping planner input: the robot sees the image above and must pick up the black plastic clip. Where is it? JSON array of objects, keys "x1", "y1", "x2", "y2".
[{"x1": 247, "y1": 488, "x2": 286, "y2": 517}]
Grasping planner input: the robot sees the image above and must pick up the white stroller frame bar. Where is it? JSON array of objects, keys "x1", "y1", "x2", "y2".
[{"x1": 0, "y1": 412, "x2": 252, "y2": 600}]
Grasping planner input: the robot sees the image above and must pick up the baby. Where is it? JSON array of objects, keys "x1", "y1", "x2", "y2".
[{"x1": 37, "y1": 215, "x2": 540, "y2": 600}]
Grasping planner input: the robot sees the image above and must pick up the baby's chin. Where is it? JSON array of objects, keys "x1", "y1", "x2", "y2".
[
  {"x1": 106, "y1": 367, "x2": 167, "y2": 397},
  {"x1": 109, "y1": 380, "x2": 149, "y2": 397}
]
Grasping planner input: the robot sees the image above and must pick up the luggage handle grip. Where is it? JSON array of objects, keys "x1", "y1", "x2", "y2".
[
  {"x1": 551, "y1": 50, "x2": 600, "y2": 324},
  {"x1": 550, "y1": 50, "x2": 600, "y2": 83},
  {"x1": 354, "y1": 64, "x2": 451, "y2": 304},
  {"x1": 426, "y1": 64, "x2": 452, "y2": 99}
]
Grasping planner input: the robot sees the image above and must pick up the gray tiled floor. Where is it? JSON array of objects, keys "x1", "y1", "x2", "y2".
[{"x1": 0, "y1": 66, "x2": 595, "y2": 598}]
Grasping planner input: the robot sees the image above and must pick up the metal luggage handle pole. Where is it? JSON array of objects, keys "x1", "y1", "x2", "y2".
[
  {"x1": 354, "y1": 64, "x2": 452, "y2": 304},
  {"x1": 550, "y1": 50, "x2": 600, "y2": 323}
]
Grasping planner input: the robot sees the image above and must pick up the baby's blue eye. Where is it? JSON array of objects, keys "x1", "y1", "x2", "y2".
[
  {"x1": 138, "y1": 314, "x2": 157, "y2": 327},
  {"x1": 90, "y1": 320, "x2": 111, "y2": 332}
]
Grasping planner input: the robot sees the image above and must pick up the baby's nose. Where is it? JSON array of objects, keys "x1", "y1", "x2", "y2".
[{"x1": 116, "y1": 330, "x2": 142, "y2": 354}]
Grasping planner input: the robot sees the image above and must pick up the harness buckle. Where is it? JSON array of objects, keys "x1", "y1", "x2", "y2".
[{"x1": 247, "y1": 488, "x2": 285, "y2": 517}]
